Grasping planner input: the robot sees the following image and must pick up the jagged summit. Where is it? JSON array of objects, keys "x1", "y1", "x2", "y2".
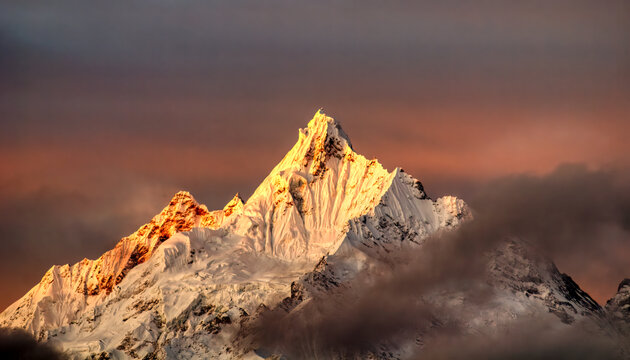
[
  {"x1": 305, "y1": 109, "x2": 353, "y2": 149},
  {"x1": 170, "y1": 190, "x2": 195, "y2": 201},
  {"x1": 231, "y1": 111, "x2": 469, "y2": 262},
  {"x1": 267, "y1": 110, "x2": 356, "y2": 178},
  {"x1": 223, "y1": 193, "x2": 244, "y2": 217},
  {"x1": 163, "y1": 190, "x2": 203, "y2": 215}
]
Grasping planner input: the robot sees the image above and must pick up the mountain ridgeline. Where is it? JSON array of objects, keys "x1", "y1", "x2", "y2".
[{"x1": 1, "y1": 111, "x2": 627, "y2": 359}]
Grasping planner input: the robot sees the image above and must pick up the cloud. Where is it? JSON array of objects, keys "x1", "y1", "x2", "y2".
[
  {"x1": 468, "y1": 163, "x2": 630, "y2": 302},
  {"x1": 0, "y1": 328, "x2": 66, "y2": 360},
  {"x1": 251, "y1": 163, "x2": 630, "y2": 358},
  {"x1": 418, "y1": 316, "x2": 620, "y2": 360}
]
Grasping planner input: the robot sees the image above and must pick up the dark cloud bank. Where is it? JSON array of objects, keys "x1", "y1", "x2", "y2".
[
  {"x1": 0, "y1": 328, "x2": 65, "y2": 360},
  {"x1": 252, "y1": 164, "x2": 630, "y2": 359}
]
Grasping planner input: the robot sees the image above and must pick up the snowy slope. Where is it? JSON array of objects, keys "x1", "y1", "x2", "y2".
[
  {"x1": 0, "y1": 191, "x2": 244, "y2": 338},
  {"x1": 0, "y1": 111, "x2": 615, "y2": 359}
]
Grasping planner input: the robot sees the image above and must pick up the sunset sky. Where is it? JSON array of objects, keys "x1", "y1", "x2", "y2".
[{"x1": 1, "y1": 0, "x2": 629, "y2": 310}]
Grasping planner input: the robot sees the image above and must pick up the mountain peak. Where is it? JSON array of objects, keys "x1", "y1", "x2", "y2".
[
  {"x1": 304, "y1": 109, "x2": 353, "y2": 150},
  {"x1": 223, "y1": 193, "x2": 244, "y2": 216},
  {"x1": 266, "y1": 110, "x2": 355, "y2": 177},
  {"x1": 173, "y1": 190, "x2": 194, "y2": 198},
  {"x1": 165, "y1": 190, "x2": 198, "y2": 210}
]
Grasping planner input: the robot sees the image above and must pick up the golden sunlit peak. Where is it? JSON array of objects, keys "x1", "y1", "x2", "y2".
[
  {"x1": 172, "y1": 190, "x2": 194, "y2": 199},
  {"x1": 223, "y1": 193, "x2": 244, "y2": 216},
  {"x1": 305, "y1": 109, "x2": 353, "y2": 149},
  {"x1": 307, "y1": 109, "x2": 331, "y2": 128},
  {"x1": 224, "y1": 193, "x2": 244, "y2": 208},
  {"x1": 169, "y1": 190, "x2": 197, "y2": 205}
]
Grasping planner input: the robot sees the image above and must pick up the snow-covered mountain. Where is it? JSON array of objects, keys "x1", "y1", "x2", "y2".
[
  {"x1": 607, "y1": 279, "x2": 630, "y2": 335},
  {"x1": 0, "y1": 190, "x2": 244, "y2": 338},
  {"x1": 0, "y1": 111, "x2": 625, "y2": 359}
]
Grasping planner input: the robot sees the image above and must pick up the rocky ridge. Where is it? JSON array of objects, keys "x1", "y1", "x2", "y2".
[{"x1": 0, "y1": 191, "x2": 243, "y2": 337}]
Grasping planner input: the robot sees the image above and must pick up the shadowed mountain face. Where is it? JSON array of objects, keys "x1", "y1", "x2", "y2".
[{"x1": 0, "y1": 112, "x2": 628, "y2": 359}]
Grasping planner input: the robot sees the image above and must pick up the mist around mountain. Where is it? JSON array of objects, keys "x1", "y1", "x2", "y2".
[{"x1": 1, "y1": 111, "x2": 629, "y2": 359}]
